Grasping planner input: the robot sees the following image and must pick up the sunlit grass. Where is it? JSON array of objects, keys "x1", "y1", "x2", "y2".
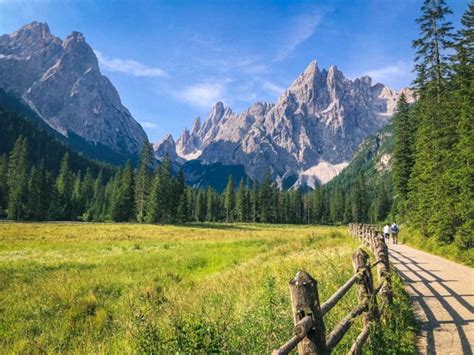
[{"x1": 0, "y1": 223, "x2": 415, "y2": 353}]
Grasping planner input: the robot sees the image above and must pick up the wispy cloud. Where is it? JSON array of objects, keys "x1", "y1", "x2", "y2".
[
  {"x1": 140, "y1": 121, "x2": 158, "y2": 129},
  {"x1": 262, "y1": 80, "x2": 286, "y2": 96},
  {"x1": 363, "y1": 61, "x2": 414, "y2": 88},
  {"x1": 276, "y1": 10, "x2": 322, "y2": 61},
  {"x1": 94, "y1": 50, "x2": 167, "y2": 78},
  {"x1": 175, "y1": 82, "x2": 226, "y2": 108}
]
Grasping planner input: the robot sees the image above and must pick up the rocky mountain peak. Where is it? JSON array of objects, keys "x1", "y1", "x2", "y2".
[
  {"x1": 191, "y1": 117, "x2": 201, "y2": 134},
  {"x1": 0, "y1": 23, "x2": 148, "y2": 162},
  {"x1": 13, "y1": 21, "x2": 52, "y2": 39},
  {"x1": 165, "y1": 59, "x2": 415, "y2": 188}
]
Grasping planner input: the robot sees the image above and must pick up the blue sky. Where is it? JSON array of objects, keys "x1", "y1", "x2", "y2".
[{"x1": 0, "y1": 0, "x2": 468, "y2": 142}]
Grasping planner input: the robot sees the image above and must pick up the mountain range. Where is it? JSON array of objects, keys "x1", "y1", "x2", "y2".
[
  {"x1": 1, "y1": 22, "x2": 414, "y2": 189},
  {"x1": 156, "y1": 60, "x2": 414, "y2": 188}
]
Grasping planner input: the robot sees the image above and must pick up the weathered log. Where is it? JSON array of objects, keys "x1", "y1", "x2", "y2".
[
  {"x1": 325, "y1": 302, "x2": 367, "y2": 350},
  {"x1": 349, "y1": 324, "x2": 370, "y2": 355},
  {"x1": 289, "y1": 270, "x2": 328, "y2": 354},
  {"x1": 272, "y1": 316, "x2": 314, "y2": 355},
  {"x1": 321, "y1": 271, "x2": 361, "y2": 316},
  {"x1": 352, "y1": 248, "x2": 378, "y2": 326}
]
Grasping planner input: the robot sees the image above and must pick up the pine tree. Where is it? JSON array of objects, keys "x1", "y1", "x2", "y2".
[
  {"x1": 7, "y1": 137, "x2": 29, "y2": 220},
  {"x1": 412, "y1": 0, "x2": 454, "y2": 99},
  {"x1": 146, "y1": 167, "x2": 160, "y2": 223},
  {"x1": 135, "y1": 142, "x2": 153, "y2": 222},
  {"x1": 330, "y1": 188, "x2": 345, "y2": 224},
  {"x1": 235, "y1": 178, "x2": 248, "y2": 222},
  {"x1": 195, "y1": 189, "x2": 207, "y2": 222},
  {"x1": 450, "y1": 3, "x2": 474, "y2": 248},
  {"x1": 351, "y1": 173, "x2": 368, "y2": 223},
  {"x1": 223, "y1": 175, "x2": 235, "y2": 222},
  {"x1": 27, "y1": 163, "x2": 50, "y2": 220},
  {"x1": 176, "y1": 170, "x2": 187, "y2": 224},
  {"x1": 0, "y1": 153, "x2": 8, "y2": 216},
  {"x1": 392, "y1": 94, "x2": 416, "y2": 204},
  {"x1": 259, "y1": 171, "x2": 272, "y2": 223},
  {"x1": 373, "y1": 181, "x2": 392, "y2": 222},
  {"x1": 55, "y1": 153, "x2": 74, "y2": 220}
]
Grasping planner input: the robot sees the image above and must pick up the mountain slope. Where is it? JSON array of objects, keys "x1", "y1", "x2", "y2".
[
  {"x1": 156, "y1": 60, "x2": 413, "y2": 188},
  {"x1": 0, "y1": 22, "x2": 148, "y2": 163},
  {"x1": 325, "y1": 123, "x2": 394, "y2": 192},
  {"x1": 0, "y1": 101, "x2": 115, "y2": 177}
]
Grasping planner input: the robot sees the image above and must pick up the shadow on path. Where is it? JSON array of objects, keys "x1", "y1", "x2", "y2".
[{"x1": 389, "y1": 248, "x2": 473, "y2": 355}]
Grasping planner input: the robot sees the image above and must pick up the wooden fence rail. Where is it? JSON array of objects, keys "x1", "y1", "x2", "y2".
[{"x1": 273, "y1": 224, "x2": 392, "y2": 355}]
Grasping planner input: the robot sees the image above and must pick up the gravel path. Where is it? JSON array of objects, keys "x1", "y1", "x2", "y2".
[{"x1": 388, "y1": 244, "x2": 474, "y2": 355}]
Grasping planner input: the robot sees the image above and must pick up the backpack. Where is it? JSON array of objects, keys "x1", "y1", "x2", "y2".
[{"x1": 391, "y1": 224, "x2": 399, "y2": 233}]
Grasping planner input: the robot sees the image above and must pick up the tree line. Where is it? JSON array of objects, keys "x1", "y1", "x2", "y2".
[{"x1": 0, "y1": 136, "x2": 386, "y2": 225}]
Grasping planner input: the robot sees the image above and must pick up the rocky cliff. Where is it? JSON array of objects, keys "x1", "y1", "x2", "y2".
[
  {"x1": 156, "y1": 60, "x2": 413, "y2": 187},
  {"x1": 0, "y1": 22, "x2": 148, "y2": 162}
]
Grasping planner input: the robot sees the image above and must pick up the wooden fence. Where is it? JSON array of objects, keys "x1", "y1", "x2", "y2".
[{"x1": 273, "y1": 223, "x2": 392, "y2": 355}]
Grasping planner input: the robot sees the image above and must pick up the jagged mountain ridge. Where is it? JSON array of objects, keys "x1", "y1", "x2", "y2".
[
  {"x1": 156, "y1": 60, "x2": 413, "y2": 187},
  {"x1": 0, "y1": 22, "x2": 148, "y2": 163}
]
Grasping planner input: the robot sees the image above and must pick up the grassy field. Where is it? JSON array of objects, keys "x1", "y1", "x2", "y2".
[{"x1": 0, "y1": 223, "x2": 416, "y2": 354}]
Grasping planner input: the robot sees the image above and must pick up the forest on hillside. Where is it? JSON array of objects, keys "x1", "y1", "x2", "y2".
[{"x1": 0, "y1": 1, "x2": 472, "y2": 251}]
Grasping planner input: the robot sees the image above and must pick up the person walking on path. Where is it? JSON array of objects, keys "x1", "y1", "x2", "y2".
[
  {"x1": 391, "y1": 222, "x2": 399, "y2": 244},
  {"x1": 383, "y1": 224, "x2": 391, "y2": 241}
]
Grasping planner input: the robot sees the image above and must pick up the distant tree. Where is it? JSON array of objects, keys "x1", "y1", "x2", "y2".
[
  {"x1": 55, "y1": 153, "x2": 74, "y2": 220},
  {"x1": 223, "y1": 175, "x2": 235, "y2": 222},
  {"x1": 195, "y1": 189, "x2": 207, "y2": 222},
  {"x1": 27, "y1": 163, "x2": 51, "y2": 220},
  {"x1": 176, "y1": 170, "x2": 187, "y2": 224},
  {"x1": 7, "y1": 137, "x2": 29, "y2": 220},
  {"x1": 236, "y1": 178, "x2": 249, "y2": 222},
  {"x1": 135, "y1": 142, "x2": 154, "y2": 222},
  {"x1": 110, "y1": 161, "x2": 135, "y2": 222},
  {"x1": 373, "y1": 181, "x2": 392, "y2": 222},
  {"x1": 0, "y1": 153, "x2": 8, "y2": 215},
  {"x1": 351, "y1": 173, "x2": 368, "y2": 223},
  {"x1": 259, "y1": 171, "x2": 272, "y2": 223}
]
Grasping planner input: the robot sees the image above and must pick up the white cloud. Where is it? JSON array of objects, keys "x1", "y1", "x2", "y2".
[
  {"x1": 363, "y1": 61, "x2": 414, "y2": 88},
  {"x1": 175, "y1": 82, "x2": 225, "y2": 108},
  {"x1": 276, "y1": 10, "x2": 322, "y2": 61},
  {"x1": 262, "y1": 80, "x2": 286, "y2": 96},
  {"x1": 140, "y1": 121, "x2": 158, "y2": 129},
  {"x1": 94, "y1": 50, "x2": 167, "y2": 78}
]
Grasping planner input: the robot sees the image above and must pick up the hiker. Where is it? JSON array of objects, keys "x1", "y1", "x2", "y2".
[
  {"x1": 391, "y1": 222, "x2": 399, "y2": 244},
  {"x1": 383, "y1": 224, "x2": 391, "y2": 241}
]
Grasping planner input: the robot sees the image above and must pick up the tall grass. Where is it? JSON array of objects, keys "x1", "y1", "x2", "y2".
[{"x1": 0, "y1": 223, "x2": 416, "y2": 353}]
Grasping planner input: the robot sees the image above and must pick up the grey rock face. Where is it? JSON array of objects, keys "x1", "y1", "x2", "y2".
[
  {"x1": 0, "y1": 22, "x2": 148, "y2": 159},
  {"x1": 153, "y1": 134, "x2": 184, "y2": 164},
  {"x1": 171, "y1": 60, "x2": 414, "y2": 186}
]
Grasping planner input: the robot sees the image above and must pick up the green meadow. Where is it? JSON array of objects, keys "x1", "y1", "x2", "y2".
[{"x1": 0, "y1": 223, "x2": 416, "y2": 354}]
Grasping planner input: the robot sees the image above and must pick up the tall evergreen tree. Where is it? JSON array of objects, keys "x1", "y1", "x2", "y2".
[
  {"x1": 236, "y1": 178, "x2": 249, "y2": 222},
  {"x1": 110, "y1": 161, "x2": 135, "y2": 222},
  {"x1": 135, "y1": 142, "x2": 154, "y2": 222},
  {"x1": 55, "y1": 153, "x2": 74, "y2": 220},
  {"x1": 223, "y1": 175, "x2": 235, "y2": 222},
  {"x1": 7, "y1": 137, "x2": 29, "y2": 220},
  {"x1": 0, "y1": 153, "x2": 8, "y2": 215},
  {"x1": 27, "y1": 163, "x2": 51, "y2": 220},
  {"x1": 392, "y1": 94, "x2": 416, "y2": 204},
  {"x1": 351, "y1": 173, "x2": 368, "y2": 223},
  {"x1": 412, "y1": 0, "x2": 454, "y2": 98}
]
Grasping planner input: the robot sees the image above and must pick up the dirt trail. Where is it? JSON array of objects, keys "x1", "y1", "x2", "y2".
[{"x1": 388, "y1": 244, "x2": 474, "y2": 355}]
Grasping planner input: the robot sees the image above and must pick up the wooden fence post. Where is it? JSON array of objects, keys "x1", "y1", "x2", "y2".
[
  {"x1": 351, "y1": 248, "x2": 378, "y2": 326},
  {"x1": 289, "y1": 271, "x2": 328, "y2": 355},
  {"x1": 374, "y1": 232, "x2": 392, "y2": 303}
]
